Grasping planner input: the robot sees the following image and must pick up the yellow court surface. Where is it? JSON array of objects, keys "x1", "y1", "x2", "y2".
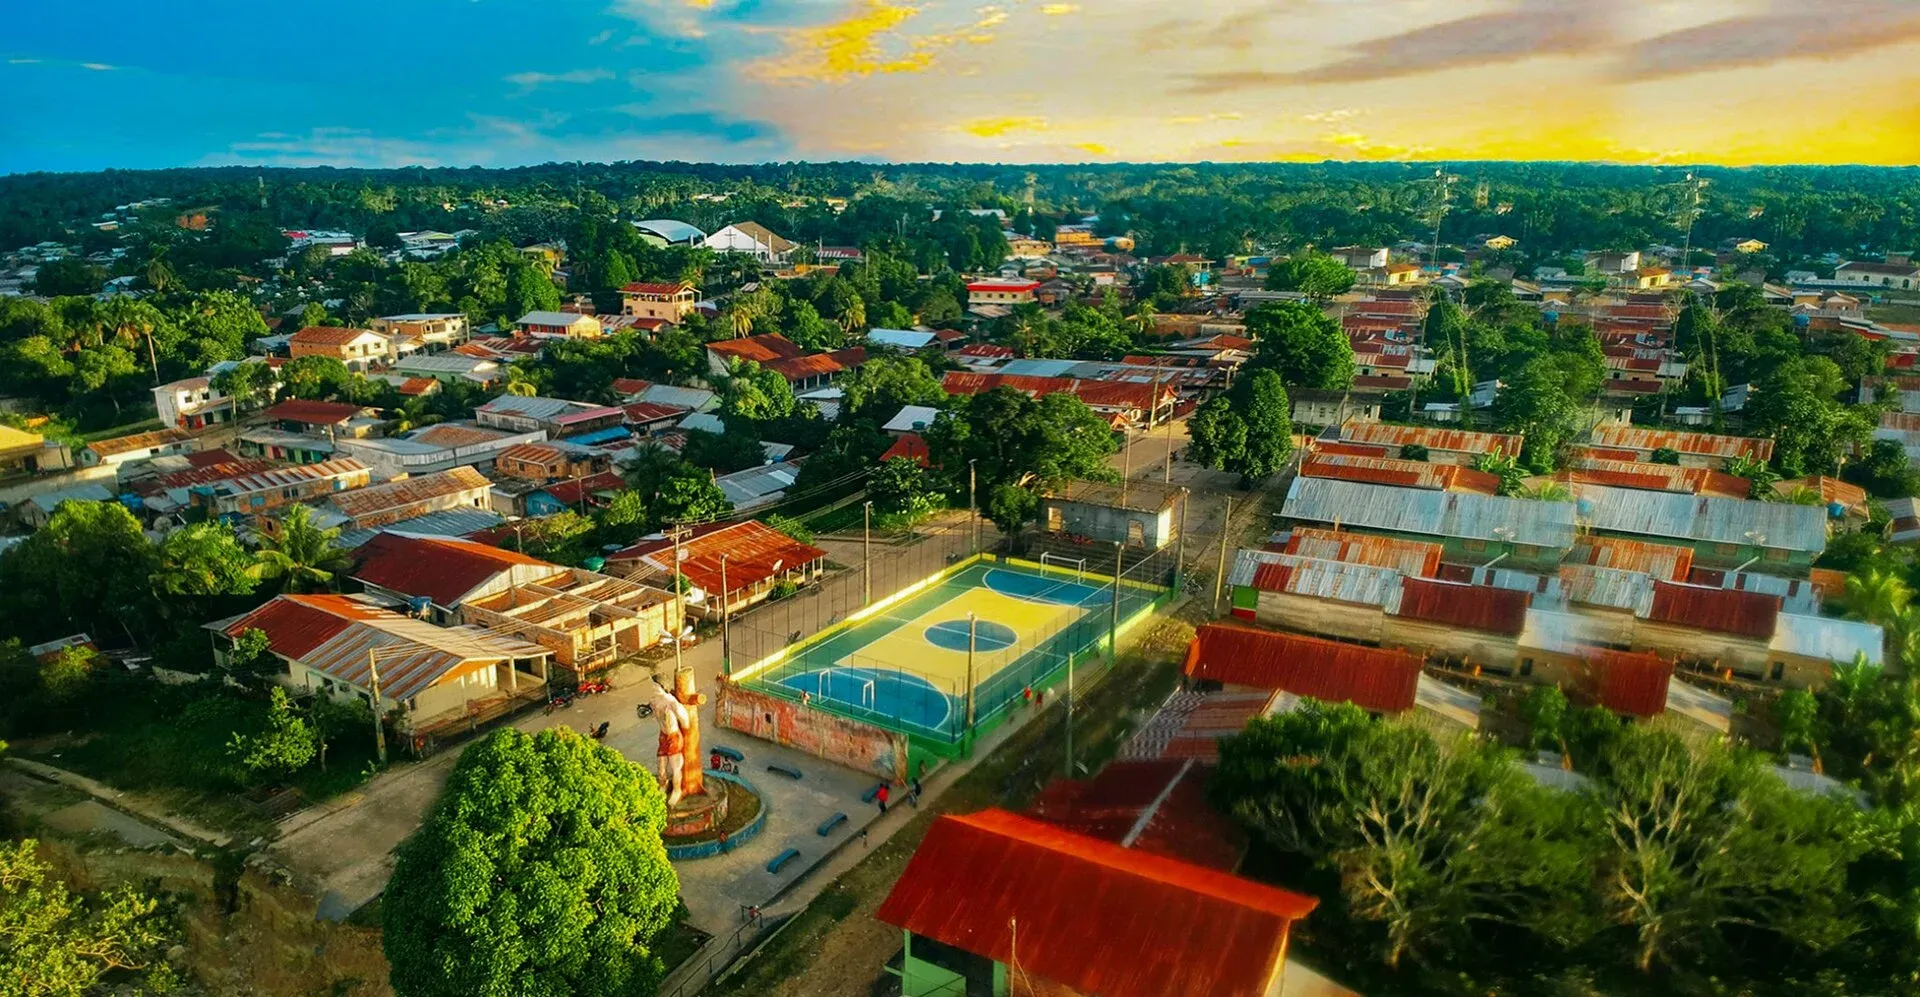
[{"x1": 838, "y1": 583, "x2": 1088, "y2": 695}]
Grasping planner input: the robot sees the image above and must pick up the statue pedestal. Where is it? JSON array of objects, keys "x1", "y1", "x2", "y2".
[{"x1": 662, "y1": 787, "x2": 731, "y2": 838}]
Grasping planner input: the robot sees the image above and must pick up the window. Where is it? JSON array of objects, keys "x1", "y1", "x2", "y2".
[
  {"x1": 1519, "y1": 658, "x2": 1534, "y2": 677},
  {"x1": 1770, "y1": 661, "x2": 1786, "y2": 681}
]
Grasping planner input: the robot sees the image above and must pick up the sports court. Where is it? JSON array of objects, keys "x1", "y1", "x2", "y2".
[{"x1": 736, "y1": 558, "x2": 1126, "y2": 740}]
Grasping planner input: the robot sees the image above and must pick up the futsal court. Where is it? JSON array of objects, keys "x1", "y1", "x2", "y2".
[{"x1": 746, "y1": 558, "x2": 1115, "y2": 740}]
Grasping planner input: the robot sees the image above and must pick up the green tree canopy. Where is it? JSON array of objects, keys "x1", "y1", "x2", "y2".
[
  {"x1": 384, "y1": 727, "x2": 680, "y2": 997},
  {"x1": 1265, "y1": 252, "x2": 1356, "y2": 300},
  {"x1": 1188, "y1": 368, "x2": 1293, "y2": 484},
  {"x1": 1245, "y1": 301, "x2": 1355, "y2": 390}
]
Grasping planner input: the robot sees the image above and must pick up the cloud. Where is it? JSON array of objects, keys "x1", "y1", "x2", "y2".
[
  {"x1": 1183, "y1": 0, "x2": 1610, "y2": 91},
  {"x1": 504, "y1": 68, "x2": 614, "y2": 88},
  {"x1": 80, "y1": 62, "x2": 116, "y2": 71},
  {"x1": 1039, "y1": 3, "x2": 1079, "y2": 14},
  {"x1": 958, "y1": 116, "x2": 1048, "y2": 138},
  {"x1": 1619, "y1": 0, "x2": 1920, "y2": 80},
  {"x1": 1303, "y1": 108, "x2": 1361, "y2": 124},
  {"x1": 1071, "y1": 141, "x2": 1110, "y2": 156},
  {"x1": 749, "y1": 0, "x2": 1011, "y2": 84},
  {"x1": 7, "y1": 58, "x2": 42, "y2": 64},
  {"x1": 588, "y1": 29, "x2": 615, "y2": 44}
]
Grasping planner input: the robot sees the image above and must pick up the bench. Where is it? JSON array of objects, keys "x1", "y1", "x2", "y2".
[
  {"x1": 712, "y1": 745, "x2": 744, "y2": 762},
  {"x1": 862, "y1": 782, "x2": 889, "y2": 803},
  {"x1": 766, "y1": 848, "x2": 801, "y2": 874},
  {"x1": 767, "y1": 764, "x2": 803, "y2": 780},
  {"x1": 816, "y1": 812, "x2": 848, "y2": 837}
]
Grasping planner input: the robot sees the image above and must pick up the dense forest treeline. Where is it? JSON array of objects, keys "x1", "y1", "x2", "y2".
[{"x1": 6, "y1": 161, "x2": 1920, "y2": 261}]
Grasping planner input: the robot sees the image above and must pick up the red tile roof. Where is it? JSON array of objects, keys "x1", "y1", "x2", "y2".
[
  {"x1": 1183, "y1": 622, "x2": 1422, "y2": 712},
  {"x1": 225, "y1": 594, "x2": 387, "y2": 659},
  {"x1": 875, "y1": 808, "x2": 1315, "y2": 997},
  {"x1": 351, "y1": 533, "x2": 551, "y2": 607},
  {"x1": 1593, "y1": 649, "x2": 1673, "y2": 717},
  {"x1": 1395, "y1": 577, "x2": 1531, "y2": 635},
  {"x1": 880, "y1": 432, "x2": 931, "y2": 467},
  {"x1": 1027, "y1": 759, "x2": 1246, "y2": 872},
  {"x1": 1646, "y1": 581, "x2": 1781, "y2": 638},
  {"x1": 263, "y1": 399, "x2": 367, "y2": 425},
  {"x1": 707, "y1": 333, "x2": 804, "y2": 365}
]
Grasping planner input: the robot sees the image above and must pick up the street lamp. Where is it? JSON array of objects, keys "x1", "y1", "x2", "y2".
[{"x1": 506, "y1": 515, "x2": 525, "y2": 553}]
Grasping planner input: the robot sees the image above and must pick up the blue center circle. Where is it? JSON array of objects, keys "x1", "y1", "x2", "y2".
[{"x1": 925, "y1": 619, "x2": 1017, "y2": 652}]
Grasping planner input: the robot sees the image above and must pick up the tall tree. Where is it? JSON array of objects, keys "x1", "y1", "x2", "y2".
[
  {"x1": 1188, "y1": 368, "x2": 1293, "y2": 484},
  {"x1": 384, "y1": 728, "x2": 680, "y2": 997},
  {"x1": 253, "y1": 505, "x2": 351, "y2": 593},
  {"x1": 1265, "y1": 252, "x2": 1356, "y2": 301},
  {"x1": 1245, "y1": 301, "x2": 1355, "y2": 390}
]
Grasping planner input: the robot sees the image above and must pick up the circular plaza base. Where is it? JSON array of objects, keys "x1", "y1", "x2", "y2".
[{"x1": 662, "y1": 771, "x2": 768, "y2": 860}]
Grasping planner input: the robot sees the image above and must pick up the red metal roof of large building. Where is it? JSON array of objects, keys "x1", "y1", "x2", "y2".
[
  {"x1": 1395, "y1": 577, "x2": 1532, "y2": 635},
  {"x1": 1646, "y1": 581, "x2": 1781, "y2": 638},
  {"x1": 1183, "y1": 623, "x2": 1422, "y2": 713},
  {"x1": 1589, "y1": 425, "x2": 1774, "y2": 462},
  {"x1": 262, "y1": 398, "x2": 369, "y2": 425},
  {"x1": 1559, "y1": 458, "x2": 1750, "y2": 499},
  {"x1": 1593, "y1": 649, "x2": 1673, "y2": 717},
  {"x1": 1027, "y1": 759, "x2": 1247, "y2": 873},
  {"x1": 764, "y1": 352, "x2": 846, "y2": 381},
  {"x1": 875, "y1": 808, "x2": 1316, "y2": 997},
  {"x1": 351, "y1": 533, "x2": 551, "y2": 607}
]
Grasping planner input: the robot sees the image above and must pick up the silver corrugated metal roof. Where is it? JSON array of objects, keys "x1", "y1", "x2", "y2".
[
  {"x1": 1282, "y1": 477, "x2": 1578, "y2": 550},
  {"x1": 1517, "y1": 607, "x2": 1627, "y2": 654},
  {"x1": 1228, "y1": 549, "x2": 1404, "y2": 608},
  {"x1": 336, "y1": 509, "x2": 505, "y2": 550},
  {"x1": 1573, "y1": 484, "x2": 1826, "y2": 554},
  {"x1": 1769, "y1": 614, "x2": 1883, "y2": 666},
  {"x1": 1558, "y1": 564, "x2": 1655, "y2": 614},
  {"x1": 301, "y1": 620, "x2": 548, "y2": 702}
]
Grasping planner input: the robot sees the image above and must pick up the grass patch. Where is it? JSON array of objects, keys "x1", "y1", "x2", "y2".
[
  {"x1": 655, "y1": 918, "x2": 710, "y2": 977},
  {"x1": 76, "y1": 416, "x2": 163, "y2": 443},
  {"x1": 711, "y1": 632, "x2": 1184, "y2": 996}
]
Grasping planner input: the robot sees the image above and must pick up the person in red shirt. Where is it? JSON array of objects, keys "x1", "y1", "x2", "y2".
[{"x1": 876, "y1": 783, "x2": 891, "y2": 814}]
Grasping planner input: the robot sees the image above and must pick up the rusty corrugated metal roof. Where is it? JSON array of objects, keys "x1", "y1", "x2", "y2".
[
  {"x1": 609, "y1": 520, "x2": 826, "y2": 597},
  {"x1": 1594, "y1": 650, "x2": 1673, "y2": 717},
  {"x1": 329, "y1": 466, "x2": 491, "y2": 521},
  {"x1": 1339, "y1": 420, "x2": 1523, "y2": 458},
  {"x1": 707, "y1": 333, "x2": 804, "y2": 364},
  {"x1": 1589, "y1": 425, "x2": 1774, "y2": 462},
  {"x1": 1027, "y1": 759, "x2": 1247, "y2": 873},
  {"x1": 262, "y1": 399, "x2": 368, "y2": 425},
  {"x1": 1183, "y1": 622, "x2": 1422, "y2": 712},
  {"x1": 1282, "y1": 526, "x2": 1443, "y2": 578},
  {"x1": 1569, "y1": 536, "x2": 1694, "y2": 580},
  {"x1": 1647, "y1": 581, "x2": 1780, "y2": 638},
  {"x1": 875, "y1": 809, "x2": 1315, "y2": 997},
  {"x1": 1300, "y1": 453, "x2": 1500, "y2": 494},
  {"x1": 351, "y1": 532, "x2": 551, "y2": 606},
  {"x1": 224, "y1": 594, "x2": 387, "y2": 659},
  {"x1": 1562, "y1": 458, "x2": 1750, "y2": 499},
  {"x1": 1394, "y1": 577, "x2": 1531, "y2": 635}
]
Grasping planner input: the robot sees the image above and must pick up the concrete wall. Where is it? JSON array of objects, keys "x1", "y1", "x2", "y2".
[
  {"x1": 716, "y1": 680, "x2": 908, "y2": 781},
  {"x1": 1039, "y1": 498, "x2": 1174, "y2": 550}
]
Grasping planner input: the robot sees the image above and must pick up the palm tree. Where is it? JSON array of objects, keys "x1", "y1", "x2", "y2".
[
  {"x1": 1842, "y1": 568, "x2": 1912, "y2": 627},
  {"x1": 99, "y1": 297, "x2": 165, "y2": 383},
  {"x1": 254, "y1": 505, "x2": 351, "y2": 593},
  {"x1": 1129, "y1": 300, "x2": 1158, "y2": 339}
]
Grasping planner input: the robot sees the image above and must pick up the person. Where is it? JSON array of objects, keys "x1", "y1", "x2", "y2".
[
  {"x1": 876, "y1": 783, "x2": 890, "y2": 814},
  {"x1": 908, "y1": 777, "x2": 923, "y2": 808}
]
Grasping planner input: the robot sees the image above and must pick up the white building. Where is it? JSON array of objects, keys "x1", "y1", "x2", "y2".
[{"x1": 152, "y1": 377, "x2": 235, "y2": 432}]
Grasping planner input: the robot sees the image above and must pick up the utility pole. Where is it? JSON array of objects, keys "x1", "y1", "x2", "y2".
[
  {"x1": 863, "y1": 500, "x2": 873, "y2": 606},
  {"x1": 1109, "y1": 541, "x2": 1122, "y2": 669},
  {"x1": 366, "y1": 647, "x2": 388, "y2": 765},
  {"x1": 665, "y1": 523, "x2": 693, "y2": 675},
  {"x1": 965, "y1": 612, "x2": 978, "y2": 732}
]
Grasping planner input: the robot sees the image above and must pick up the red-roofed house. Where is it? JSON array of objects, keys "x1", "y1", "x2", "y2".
[
  {"x1": 965, "y1": 279, "x2": 1041, "y2": 306},
  {"x1": 876, "y1": 808, "x2": 1323, "y2": 997},
  {"x1": 705, "y1": 332, "x2": 804, "y2": 374},
  {"x1": 1184, "y1": 622, "x2": 1422, "y2": 713},
  {"x1": 608, "y1": 520, "x2": 826, "y2": 617},
  {"x1": 880, "y1": 432, "x2": 931, "y2": 467},
  {"x1": 1027, "y1": 759, "x2": 1248, "y2": 874},
  {"x1": 219, "y1": 593, "x2": 553, "y2": 736},
  {"x1": 618, "y1": 281, "x2": 698, "y2": 321}
]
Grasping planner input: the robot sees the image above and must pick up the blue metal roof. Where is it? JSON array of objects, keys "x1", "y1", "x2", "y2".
[
  {"x1": 565, "y1": 426, "x2": 634, "y2": 446},
  {"x1": 633, "y1": 219, "x2": 708, "y2": 245}
]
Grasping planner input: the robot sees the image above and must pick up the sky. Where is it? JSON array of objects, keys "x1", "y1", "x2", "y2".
[{"x1": 6, "y1": 0, "x2": 1920, "y2": 174}]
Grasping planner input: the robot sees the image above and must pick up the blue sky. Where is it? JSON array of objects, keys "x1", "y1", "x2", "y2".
[{"x1": 6, "y1": 1, "x2": 1920, "y2": 174}]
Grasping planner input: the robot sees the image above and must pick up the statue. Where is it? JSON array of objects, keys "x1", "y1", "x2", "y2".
[
  {"x1": 674, "y1": 666, "x2": 708, "y2": 799},
  {"x1": 649, "y1": 679, "x2": 691, "y2": 806}
]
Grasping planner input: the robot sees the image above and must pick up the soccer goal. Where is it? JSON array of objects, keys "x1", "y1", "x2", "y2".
[
  {"x1": 1038, "y1": 552, "x2": 1087, "y2": 584},
  {"x1": 859, "y1": 678, "x2": 877, "y2": 710}
]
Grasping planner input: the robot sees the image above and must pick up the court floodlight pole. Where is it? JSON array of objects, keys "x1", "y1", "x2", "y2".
[
  {"x1": 863, "y1": 500, "x2": 873, "y2": 607},
  {"x1": 1174, "y1": 488, "x2": 1190, "y2": 590},
  {"x1": 968, "y1": 459, "x2": 979, "y2": 556},
  {"x1": 1110, "y1": 541, "x2": 1122, "y2": 671},
  {"x1": 965, "y1": 612, "x2": 977, "y2": 732},
  {"x1": 719, "y1": 554, "x2": 731, "y2": 677}
]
